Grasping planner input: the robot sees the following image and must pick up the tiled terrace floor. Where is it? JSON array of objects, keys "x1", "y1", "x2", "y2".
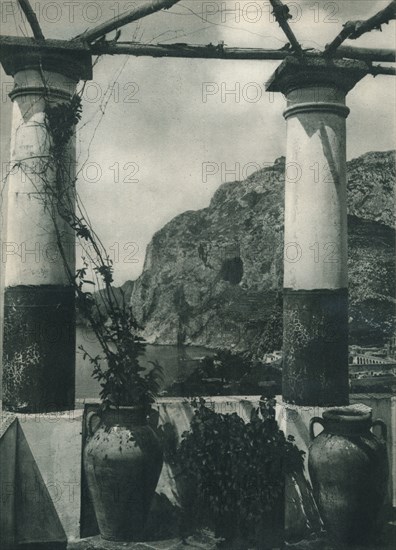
[
  {"x1": 67, "y1": 531, "x2": 218, "y2": 549},
  {"x1": 67, "y1": 518, "x2": 396, "y2": 550},
  {"x1": 67, "y1": 522, "x2": 396, "y2": 550}
]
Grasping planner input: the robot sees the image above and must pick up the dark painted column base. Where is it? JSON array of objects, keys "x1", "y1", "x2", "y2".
[
  {"x1": 282, "y1": 288, "x2": 349, "y2": 407},
  {"x1": 2, "y1": 285, "x2": 75, "y2": 413}
]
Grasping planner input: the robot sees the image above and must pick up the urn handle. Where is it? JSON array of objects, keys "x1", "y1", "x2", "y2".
[
  {"x1": 309, "y1": 417, "x2": 325, "y2": 441},
  {"x1": 372, "y1": 419, "x2": 387, "y2": 440},
  {"x1": 86, "y1": 410, "x2": 101, "y2": 437}
]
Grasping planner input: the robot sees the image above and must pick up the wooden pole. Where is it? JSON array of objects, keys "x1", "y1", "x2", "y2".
[
  {"x1": 336, "y1": 46, "x2": 395, "y2": 63},
  {"x1": 0, "y1": 35, "x2": 394, "y2": 67},
  {"x1": 90, "y1": 41, "x2": 291, "y2": 60},
  {"x1": 90, "y1": 40, "x2": 396, "y2": 71},
  {"x1": 73, "y1": 0, "x2": 181, "y2": 43},
  {"x1": 269, "y1": 0, "x2": 304, "y2": 58},
  {"x1": 17, "y1": 0, "x2": 45, "y2": 40},
  {"x1": 325, "y1": 0, "x2": 396, "y2": 56},
  {"x1": 369, "y1": 64, "x2": 396, "y2": 76},
  {"x1": 346, "y1": 0, "x2": 396, "y2": 39},
  {"x1": 323, "y1": 21, "x2": 355, "y2": 57}
]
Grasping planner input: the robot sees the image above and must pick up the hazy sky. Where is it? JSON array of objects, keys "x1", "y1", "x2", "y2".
[{"x1": 1, "y1": 0, "x2": 395, "y2": 284}]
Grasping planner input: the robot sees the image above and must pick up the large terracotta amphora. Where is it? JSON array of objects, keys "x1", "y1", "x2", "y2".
[
  {"x1": 308, "y1": 407, "x2": 388, "y2": 544},
  {"x1": 83, "y1": 406, "x2": 163, "y2": 541}
]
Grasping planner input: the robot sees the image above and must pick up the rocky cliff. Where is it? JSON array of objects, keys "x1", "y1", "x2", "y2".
[
  {"x1": 131, "y1": 151, "x2": 395, "y2": 352},
  {"x1": 77, "y1": 280, "x2": 134, "y2": 326}
]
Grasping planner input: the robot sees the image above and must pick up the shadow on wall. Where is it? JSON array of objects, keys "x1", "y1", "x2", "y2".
[
  {"x1": 79, "y1": 400, "x2": 323, "y2": 543},
  {"x1": 0, "y1": 415, "x2": 67, "y2": 549}
]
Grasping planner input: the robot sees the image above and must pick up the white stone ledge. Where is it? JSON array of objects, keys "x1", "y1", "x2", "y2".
[{"x1": 1, "y1": 394, "x2": 395, "y2": 544}]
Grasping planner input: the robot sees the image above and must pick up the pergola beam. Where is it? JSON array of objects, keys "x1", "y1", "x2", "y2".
[
  {"x1": 336, "y1": 46, "x2": 395, "y2": 63},
  {"x1": 73, "y1": 0, "x2": 181, "y2": 43},
  {"x1": 90, "y1": 40, "x2": 396, "y2": 67},
  {"x1": 325, "y1": 0, "x2": 396, "y2": 56},
  {"x1": 269, "y1": 0, "x2": 304, "y2": 58},
  {"x1": 369, "y1": 64, "x2": 396, "y2": 76},
  {"x1": 17, "y1": 0, "x2": 45, "y2": 40},
  {"x1": 1, "y1": 35, "x2": 394, "y2": 67},
  {"x1": 90, "y1": 41, "x2": 291, "y2": 60}
]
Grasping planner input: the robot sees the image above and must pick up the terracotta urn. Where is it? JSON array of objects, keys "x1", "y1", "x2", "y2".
[
  {"x1": 308, "y1": 407, "x2": 388, "y2": 544},
  {"x1": 84, "y1": 405, "x2": 163, "y2": 541}
]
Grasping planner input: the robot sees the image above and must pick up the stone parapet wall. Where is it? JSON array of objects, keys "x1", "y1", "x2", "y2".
[{"x1": 0, "y1": 394, "x2": 395, "y2": 546}]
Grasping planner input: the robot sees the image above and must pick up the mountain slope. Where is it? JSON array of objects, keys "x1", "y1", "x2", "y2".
[{"x1": 131, "y1": 151, "x2": 395, "y2": 351}]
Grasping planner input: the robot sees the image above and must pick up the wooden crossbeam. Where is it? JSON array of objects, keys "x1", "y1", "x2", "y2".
[
  {"x1": 325, "y1": 0, "x2": 396, "y2": 56},
  {"x1": 346, "y1": 0, "x2": 396, "y2": 39},
  {"x1": 90, "y1": 41, "x2": 291, "y2": 60},
  {"x1": 269, "y1": 0, "x2": 304, "y2": 58},
  {"x1": 90, "y1": 40, "x2": 395, "y2": 65},
  {"x1": 336, "y1": 46, "x2": 395, "y2": 63},
  {"x1": 369, "y1": 64, "x2": 396, "y2": 76},
  {"x1": 17, "y1": 0, "x2": 45, "y2": 40},
  {"x1": 1, "y1": 35, "x2": 394, "y2": 66},
  {"x1": 73, "y1": 0, "x2": 181, "y2": 43}
]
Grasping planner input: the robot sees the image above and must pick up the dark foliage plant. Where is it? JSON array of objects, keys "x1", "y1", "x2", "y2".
[
  {"x1": 177, "y1": 397, "x2": 304, "y2": 546},
  {"x1": 167, "y1": 348, "x2": 281, "y2": 397}
]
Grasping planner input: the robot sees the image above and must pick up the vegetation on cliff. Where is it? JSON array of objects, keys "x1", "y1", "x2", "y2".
[{"x1": 131, "y1": 151, "x2": 395, "y2": 353}]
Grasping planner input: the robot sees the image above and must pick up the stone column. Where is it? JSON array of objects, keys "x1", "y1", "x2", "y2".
[
  {"x1": 266, "y1": 58, "x2": 368, "y2": 406},
  {"x1": 0, "y1": 45, "x2": 91, "y2": 412}
]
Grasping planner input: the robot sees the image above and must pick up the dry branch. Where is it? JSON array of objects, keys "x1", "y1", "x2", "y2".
[
  {"x1": 325, "y1": 0, "x2": 396, "y2": 56},
  {"x1": 17, "y1": 0, "x2": 45, "y2": 40},
  {"x1": 73, "y1": 0, "x2": 181, "y2": 43},
  {"x1": 269, "y1": 0, "x2": 304, "y2": 58}
]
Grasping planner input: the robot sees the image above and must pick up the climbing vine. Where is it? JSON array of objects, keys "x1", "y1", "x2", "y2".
[{"x1": 14, "y1": 92, "x2": 162, "y2": 409}]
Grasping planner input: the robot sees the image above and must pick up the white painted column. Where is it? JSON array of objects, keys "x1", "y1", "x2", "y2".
[
  {"x1": 266, "y1": 58, "x2": 368, "y2": 406},
  {"x1": 6, "y1": 69, "x2": 77, "y2": 287},
  {"x1": 0, "y1": 46, "x2": 91, "y2": 412},
  {"x1": 266, "y1": 57, "x2": 375, "y2": 545}
]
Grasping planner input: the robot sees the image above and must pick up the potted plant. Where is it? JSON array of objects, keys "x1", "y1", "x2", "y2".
[
  {"x1": 79, "y1": 289, "x2": 163, "y2": 543},
  {"x1": 26, "y1": 93, "x2": 164, "y2": 541},
  {"x1": 176, "y1": 397, "x2": 304, "y2": 549}
]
